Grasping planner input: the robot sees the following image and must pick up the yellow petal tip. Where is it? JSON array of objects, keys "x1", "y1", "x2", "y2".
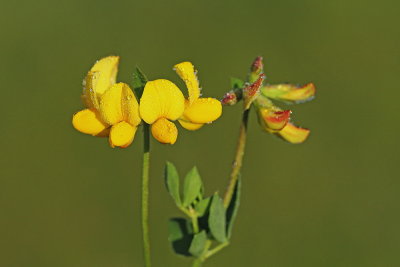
[{"x1": 151, "y1": 118, "x2": 178, "y2": 144}]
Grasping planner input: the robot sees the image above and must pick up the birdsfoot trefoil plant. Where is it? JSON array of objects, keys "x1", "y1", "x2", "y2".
[{"x1": 71, "y1": 55, "x2": 315, "y2": 267}]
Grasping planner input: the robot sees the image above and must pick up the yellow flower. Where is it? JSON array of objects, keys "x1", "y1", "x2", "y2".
[
  {"x1": 139, "y1": 62, "x2": 222, "y2": 144},
  {"x1": 72, "y1": 56, "x2": 141, "y2": 148},
  {"x1": 174, "y1": 62, "x2": 222, "y2": 131}
]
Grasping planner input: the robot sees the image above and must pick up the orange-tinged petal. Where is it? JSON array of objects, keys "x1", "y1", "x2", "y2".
[
  {"x1": 139, "y1": 79, "x2": 185, "y2": 124},
  {"x1": 261, "y1": 83, "x2": 315, "y2": 104},
  {"x1": 178, "y1": 119, "x2": 204, "y2": 131},
  {"x1": 89, "y1": 56, "x2": 119, "y2": 95},
  {"x1": 277, "y1": 123, "x2": 310, "y2": 144},
  {"x1": 109, "y1": 121, "x2": 137, "y2": 148},
  {"x1": 99, "y1": 83, "x2": 125, "y2": 125},
  {"x1": 174, "y1": 62, "x2": 200, "y2": 104},
  {"x1": 259, "y1": 109, "x2": 291, "y2": 131},
  {"x1": 151, "y1": 118, "x2": 178, "y2": 144},
  {"x1": 183, "y1": 98, "x2": 222, "y2": 124},
  {"x1": 121, "y1": 83, "x2": 141, "y2": 126},
  {"x1": 72, "y1": 108, "x2": 109, "y2": 136}
]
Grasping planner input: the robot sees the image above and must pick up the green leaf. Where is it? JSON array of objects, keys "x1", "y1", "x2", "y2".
[
  {"x1": 168, "y1": 218, "x2": 192, "y2": 256},
  {"x1": 165, "y1": 162, "x2": 181, "y2": 206},
  {"x1": 208, "y1": 194, "x2": 227, "y2": 243},
  {"x1": 183, "y1": 167, "x2": 203, "y2": 207},
  {"x1": 230, "y1": 77, "x2": 245, "y2": 89},
  {"x1": 226, "y1": 175, "x2": 241, "y2": 239},
  {"x1": 189, "y1": 230, "x2": 208, "y2": 257},
  {"x1": 132, "y1": 67, "x2": 148, "y2": 98},
  {"x1": 194, "y1": 197, "x2": 211, "y2": 217}
]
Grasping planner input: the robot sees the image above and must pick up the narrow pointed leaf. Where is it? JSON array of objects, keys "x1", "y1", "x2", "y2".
[
  {"x1": 194, "y1": 197, "x2": 211, "y2": 217},
  {"x1": 189, "y1": 230, "x2": 208, "y2": 257},
  {"x1": 165, "y1": 162, "x2": 181, "y2": 206},
  {"x1": 208, "y1": 194, "x2": 227, "y2": 243},
  {"x1": 226, "y1": 175, "x2": 241, "y2": 239},
  {"x1": 183, "y1": 167, "x2": 203, "y2": 207},
  {"x1": 132, "y1": 67, "x2": 148, "y2": 98}
]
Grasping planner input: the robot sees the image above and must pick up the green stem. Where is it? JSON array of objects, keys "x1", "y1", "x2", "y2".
[
  {"x1": 189, "y1": 208, "x2": 199, "y2": 234},
  {"x1": 192, "y1": 258, "x2": 203, "y2": 267},
  {"x1": 223, "y1": 109, "x2": 250, "y2": 208},
  {"x1": 141, "y1": 123, "x2": 151, "y2": 267},
  {"x1": 205, "y1": 242, "x2": 229, "y2": 259}
]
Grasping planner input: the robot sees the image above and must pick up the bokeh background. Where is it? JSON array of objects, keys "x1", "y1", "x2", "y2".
[{"x1": 1, "y1": 0, "x2": 399, "y2": 266}]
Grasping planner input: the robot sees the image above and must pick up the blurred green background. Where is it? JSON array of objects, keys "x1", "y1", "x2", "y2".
[{"x1": 1, "y1": 0, "x2": 399, "y2": 266}]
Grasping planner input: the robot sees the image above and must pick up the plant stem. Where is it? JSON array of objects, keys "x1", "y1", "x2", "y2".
[
  {"x1": 189, "y1": 208, "x2": 199, "y2": 234},
  {"x1": 141, "y1": 123, "x2": 151, "y2": 267},
  {"x1": 205, "y1": 242, "x2": 229, "y2": 259},
  {"x1": 192, "y1": 258, "x2": 203, "y2": 267},
  {"x1": 223, "y1": 109, "x2": 250, "y2": 208}
]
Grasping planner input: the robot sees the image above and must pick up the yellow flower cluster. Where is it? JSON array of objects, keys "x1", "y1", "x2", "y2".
[{"x1": 72, "y1": 56, "x2": 222, "y2": 147}]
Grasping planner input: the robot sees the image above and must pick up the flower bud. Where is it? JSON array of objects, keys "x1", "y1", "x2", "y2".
[
  {"x1": 221, "y1": 91, "x2": 238, "y2": 106},
  {"x1": 249, "y1": 56, "x2": 264, "y2": 83},
  {"x1": 243, "y1": 74, "x2": 265, "y2": 110}
]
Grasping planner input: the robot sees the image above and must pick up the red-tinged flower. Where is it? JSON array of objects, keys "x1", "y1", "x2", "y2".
[
  {"x1": 221, "y1": 56, "x2": 315, "y2": 144},
  {"x1": 258, "y1": 109, "x2": 291, "y2": 132},
  {"x1": 243, "y1": 74, "x2": 265, "y2": 110}
]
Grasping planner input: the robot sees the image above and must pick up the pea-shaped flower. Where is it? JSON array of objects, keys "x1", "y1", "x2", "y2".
[
  {"x1": 139, "y1": 62, "x2": 222, "y2": 144},
  {"x1": 72, "y1": 56, "x2": 141, "y2": 148}
]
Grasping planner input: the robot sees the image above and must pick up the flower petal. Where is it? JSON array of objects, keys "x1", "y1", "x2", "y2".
[
  {"x1": 72, "y1": 108, "x2": 109, "y2": 136},
  {"x1": 139, "y1": 79, "x2": 185, "y2": 124},
  {"x1": 174, "y1": 62, "x2": 200, "y2": 104},
  {"x1": 258, "y1": 109, "x2": 291, "y2": 132},
  {"x1": 121, "y1": 83, "x2": 141, "y2": 126},
  {"x1": 276, "y1": 123, "x2": 310, "y2": 144},
  {"x1": 109, "y1": 121, "x2": 137, "y2": 148},
  {"x1": 99, "y1": 83, "x2": 125, "y2": 125},
  {"x1": 81, "y1": 71, "x2": 100, "y2": 109},
  {"x1": 89, "y1": 56, "x2": 119, "y2": 95},
  {"x1": 178, "y1": 119, "x2": 204, "y2": 131},
  {"x1": 183, "y1": 98, "x2": 222, "y2": 124},
  {"x1": 151, "y1": 118, "x2": 178, "y2": 144},
  {"x1": 261, "y1": 83, "x2": 316, "y2": 104}
]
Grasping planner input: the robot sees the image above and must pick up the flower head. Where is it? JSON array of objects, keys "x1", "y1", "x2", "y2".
[
  {"x1": 222, "y1": 56, "x2": 316, "y2": 144},
  {"x1": 72, "y1": 56, "x2": 141, "y2": 148},
  {"x1": 174, "y1": 62, "x2": 222, "y2": 131},
  {"x1": 139, "y1": 62, "x2": 222, "y2": 144}
]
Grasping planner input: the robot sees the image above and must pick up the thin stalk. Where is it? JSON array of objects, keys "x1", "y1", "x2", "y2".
[
  {"x1": 192, "y1": 258, "x2": 203, "y2": 267},
  {"x1": 205, "y1": 242, "x2": 229, "y2": 259},
  {"x1": 189, "y1": 207, "x2": 199, "y2": 234},
  {"x1": 223, "y1": 109, "x2": 250, "y2": 207},
  {"x1": 141, "y1": 123, "x2": 151, "y2": 267}
]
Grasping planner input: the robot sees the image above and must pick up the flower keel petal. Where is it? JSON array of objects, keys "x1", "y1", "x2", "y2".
[
  {"x1": 151, "y1": 118, "x2": 178, "y2": 144},
  {"x1": 109, "y1": 121, "x2": 137, "y2": 148}
]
